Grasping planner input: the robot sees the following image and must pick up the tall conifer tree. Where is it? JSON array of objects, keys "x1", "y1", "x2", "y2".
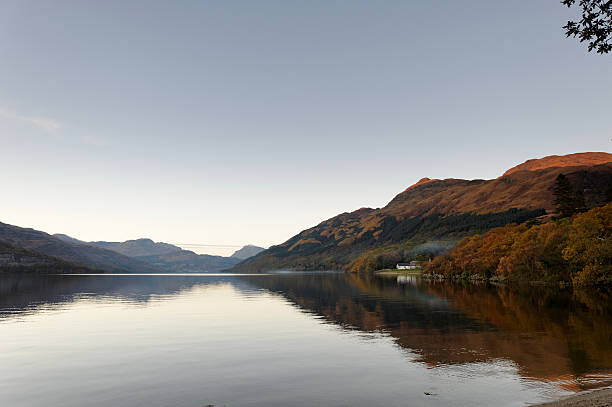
[{"x1": 553, "y1": 174, "x2": 577, "y2": 218}]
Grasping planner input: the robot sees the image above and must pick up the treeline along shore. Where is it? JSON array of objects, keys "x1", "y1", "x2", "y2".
[{"x1": 424, "y1": 202, "x2": 611, "y2": 287}]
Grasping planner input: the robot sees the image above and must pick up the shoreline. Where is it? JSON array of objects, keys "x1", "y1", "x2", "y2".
[
  {"x1": 375, "y1": 269, "x2": 423, "y2": 276},
  {"x1": 532, "y1": 387, "x2": 612, "y2": 407},
  {"x1": 376, "y1": 270, "x2": 572, "y2": 287},
  {"x1": 421, "y1": 273, "x2": 574, "y2": 287}
]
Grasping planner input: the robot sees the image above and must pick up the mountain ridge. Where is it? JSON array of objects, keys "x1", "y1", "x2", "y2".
[
  {"x1": 232, "y1": 152, "x2": 612, "y2": 272},
  {"x1": 54, "y1": 235, "x2": 261, "y2": 272},
  {"x1": 55, "y1": 236, "x2": 183, "y2": 257},
  {"x1": 0, "y1": 223, "x2": 160, "y2": 273},
  {"x1": 502, "y1": 152, "x2": 612, "y2": 176}
]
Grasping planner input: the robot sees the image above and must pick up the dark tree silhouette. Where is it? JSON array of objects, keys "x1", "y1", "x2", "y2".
[
  {"x1": 574, "y1": 189, "x2": 587, "y2": 213},
  {"x1": 553, "y1": 174, "x2": 586, "y2": 218},
  {"x1": 553, "y1": 174, "x2": 577, "y2": 217},
  {"x1": 562, "y1": 0, "x2": 612, "y2": 53},
  {"x1": 605, "y1": 185, "x2": 612, "y2": 203}
]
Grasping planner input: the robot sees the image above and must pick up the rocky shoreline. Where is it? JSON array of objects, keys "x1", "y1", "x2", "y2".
[{"x1": 533, "y1": 387, "x2": 612, "y2": 407}]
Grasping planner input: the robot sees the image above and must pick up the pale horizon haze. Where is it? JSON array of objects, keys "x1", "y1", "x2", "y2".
[{"x1": 1, "y1": 1, "x2": 610, "y2": 255}]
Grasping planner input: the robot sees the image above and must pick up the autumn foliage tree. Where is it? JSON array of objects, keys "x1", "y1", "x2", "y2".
[
  {"x1": 563, "y1": 204, "x2": 612, "y2": 285},
  {"x1": 425, "y1": 203, "x2": 612, "y2": 286}
]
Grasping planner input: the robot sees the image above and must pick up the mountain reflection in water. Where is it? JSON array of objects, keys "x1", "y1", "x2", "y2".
[
  {"x1": 0, "y1": 271, "x2": 610, "y2": 406},
  {"x1": 243, "y1": 272, "x2": 612, "y2": 391}
]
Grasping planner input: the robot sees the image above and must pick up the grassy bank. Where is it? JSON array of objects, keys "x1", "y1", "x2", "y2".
[{"x1": 375, "y1": 268, "x2": 423, "y2": 276}]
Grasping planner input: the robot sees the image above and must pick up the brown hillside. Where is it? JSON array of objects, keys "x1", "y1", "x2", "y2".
[
  {"x1": 333, "y1": 162, "x2": 612, "y2": 241},
  {"x1": 503, "y1": 152, "x2": 612, "y2": 176},
  {"x1": 403, "y1": 177, "x2": 438, "y2": 192},
  {"x1": 233, "y1": 153, "x2": 612, "y2": 272},
  {"x1": 385, "y1": 162, "x2": 612, "y2": 218}
]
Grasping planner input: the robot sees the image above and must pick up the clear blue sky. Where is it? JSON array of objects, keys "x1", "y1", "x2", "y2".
[{"x1": 1, "y1": 1, "x2": 610, "y2": 255}]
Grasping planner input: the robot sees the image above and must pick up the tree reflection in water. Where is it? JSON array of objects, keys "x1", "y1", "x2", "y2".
[
  {"x1": 1, "y1": 271, "x2": 610, "y2": 392},
  {"x1": 244, "y1": 272, "x2": 612, "y2": 392}
]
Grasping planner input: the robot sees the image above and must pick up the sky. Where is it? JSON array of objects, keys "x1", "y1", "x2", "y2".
[{"x1": 1, "y1": 1, "x2": 610, "y2": 256}]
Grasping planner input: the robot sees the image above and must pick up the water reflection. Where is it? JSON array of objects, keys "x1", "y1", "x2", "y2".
[
  {"x1": 396, "y1": 274, "x2": 418, "y2": 285},
  {"x1": 0, "y1": 273, "x2": 258, "y2": 318},
  {"x1": 0, "y1": 271, "x2": 610, "y2": 404},
  {"x1": 241, "y1": 272, "x2": 612, "y2": 391}
]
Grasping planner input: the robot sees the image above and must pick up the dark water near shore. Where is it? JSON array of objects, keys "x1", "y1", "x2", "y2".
[{"x1": 0, "y1": 272, "x2": 610, "y2": 407}]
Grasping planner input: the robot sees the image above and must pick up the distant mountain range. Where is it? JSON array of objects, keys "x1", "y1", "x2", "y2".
[
  {"x1": 231, "y1": 152, "x2": 612, "y2": 272},
  {"x1": 55, "y1": 235, "x2": 181, "y2": 257},
  {"x1": 53, "y1": 235, "x2": 264, "y2": 273},
  {"x1": 0, "y1": 223, "x2": 160, "y2": 273},
  {"x1": 0, "y1": 222, "x2": 264, "y2": 273}
]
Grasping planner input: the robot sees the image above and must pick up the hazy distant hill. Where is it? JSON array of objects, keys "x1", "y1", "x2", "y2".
[
  {"x1": 55, "y1": 235, "x2": 182, "y2": 257},
  {"x1": 88, "y1": 238, "x2": 181, "y2": 257},
  {"x1": 134, "y1": 250, "x2": 240, "y2": 273},
  {"x1": 0, "y1": 223, "x2": 160, "y2": 273},
  {"x1": 231, "y1": 245, "x2": 265, "y2": 260},
  {"x1": 232, "y1": 152, "x2": 612, "y2": 272},
  {"x1": 54, "y1": 235, "x2": 247, "y2": 272}
]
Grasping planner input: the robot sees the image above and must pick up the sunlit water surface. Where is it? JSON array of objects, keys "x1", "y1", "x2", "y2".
[{"x1": 0, "y1": 272, "x2": 610, "y2": 407}]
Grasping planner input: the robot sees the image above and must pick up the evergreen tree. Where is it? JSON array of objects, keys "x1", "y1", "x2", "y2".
[
  {"x1": 574, "y1": 189, "x2": 587, "y2": 213},
  {"x1": 605, "y1": 185, "x2": 612, "y2": 203},
  {"x1": 553, "y1": 174, "x2": 577, "y2": 218}
]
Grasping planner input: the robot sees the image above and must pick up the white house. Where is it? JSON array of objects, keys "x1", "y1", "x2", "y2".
[{"x1": 396, "y1": 260, "x2": 419, "y2": 270}]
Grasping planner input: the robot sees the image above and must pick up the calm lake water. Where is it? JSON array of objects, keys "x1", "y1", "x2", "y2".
[{"x1": 0, "y1": 272, "x2": 610, "y2": 407}]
